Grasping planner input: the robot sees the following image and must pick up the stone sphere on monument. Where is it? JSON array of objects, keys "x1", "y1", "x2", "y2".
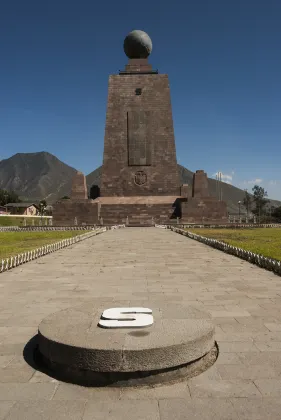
[{"x1": 123, "y1": 30, "x2": 153, "y2": 59}]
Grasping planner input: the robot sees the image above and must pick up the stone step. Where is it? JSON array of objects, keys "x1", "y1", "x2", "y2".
[{"x1": 126, "y1": 224, "x2": 154, "y2": 227}]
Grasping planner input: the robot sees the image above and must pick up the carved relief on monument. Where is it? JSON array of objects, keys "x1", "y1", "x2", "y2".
[
  {"x1": 134, "y1": 171, "x2": 147, "y2": 186},
  {"x1": 127, "y1": 110, "x2": 152, "y2": 166}
]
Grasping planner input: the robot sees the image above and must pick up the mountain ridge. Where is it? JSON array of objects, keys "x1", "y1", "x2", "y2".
[{"x1": 0, "y1": 152, "x2": 280, "y2": 213}]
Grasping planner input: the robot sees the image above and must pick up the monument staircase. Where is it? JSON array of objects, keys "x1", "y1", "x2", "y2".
[{"x1": 98, "y1": 196, "x2": 179, "y2": 226}]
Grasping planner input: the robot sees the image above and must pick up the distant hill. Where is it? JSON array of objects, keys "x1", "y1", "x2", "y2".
[
  {"x1": 0, "y1": 152, "x2": 280, "y2": 213},
  {"x1": 0, "y1": 152, "x2": 76, "y2": 202}
]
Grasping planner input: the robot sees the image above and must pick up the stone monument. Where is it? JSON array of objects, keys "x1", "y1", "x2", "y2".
[
  {"x1": 97, "y1": 30, "x2": 181, "y2": 225},
  {"x1": 53, "y1": 29, "x2": 228, "y2": 226},
  {"x1": 101, "y1": 30, "x2": 179, "y2": 197}
]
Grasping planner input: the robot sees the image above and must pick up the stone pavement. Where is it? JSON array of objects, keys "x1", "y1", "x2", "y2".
[{"x1": 1, "y1": 227, "x2": 281, "y2": 419}]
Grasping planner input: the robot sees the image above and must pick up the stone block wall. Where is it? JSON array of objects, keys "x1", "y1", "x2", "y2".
[
  {"x1": 101, "y1": 68, "x2": 180, "y2": 197},
  {"x1": 52, "y1": 200, "x2": 99, "y2": 226},
  {"x1": 181, "y1": 197, "x2": 228, "y2": 223},
  {"x1": 100, "y1": 203, "x2": 176, "y2": 225},
  {"x1": 180, "y1": 184, "x2": 191, "y2": 198}
]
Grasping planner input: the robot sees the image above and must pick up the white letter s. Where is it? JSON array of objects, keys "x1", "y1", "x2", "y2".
[{"x1": 98, "y1": 307, "x2": 153, "y2": 328}]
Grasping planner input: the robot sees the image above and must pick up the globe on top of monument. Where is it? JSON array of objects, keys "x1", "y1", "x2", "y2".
[{"x1": 123, "y1": 30, "x2": 153, "y2": 59}]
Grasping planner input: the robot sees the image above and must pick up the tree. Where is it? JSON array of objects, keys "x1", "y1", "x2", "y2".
[
  {"x1": 272, "y1": 206, "x2": 281, "y2": 220},
  {"x1": 251, "y1": 185, "x2": 269, "y2": 219},
  {"x1": 38, "y1": 200, "x2": 47, "y2": 216},
  {"x1": 0, "y1": 189, "x2": 21, "y2": 206},
  {"x1": 243, "y1": 189, "x2": 252, "y2": 216}
]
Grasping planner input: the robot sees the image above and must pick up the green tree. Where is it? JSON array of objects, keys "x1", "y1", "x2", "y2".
[
  {"x1": 243, "y1": 189, "x2": 252, "y2": 216},
  {"x1": 252, "y1": 185, "x2": 269, "y2": 220},
  {"x1": 0, "y1": 189, "x2": 21, "y2": 206},
  {"x1": 38, "y1": 199, "x2": 47, "y2": 216}
]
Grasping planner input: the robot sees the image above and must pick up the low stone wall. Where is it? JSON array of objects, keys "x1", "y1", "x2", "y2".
[
  {"x1": 0, "y1": 228, "x2": 107, "y2": 274},
  {"x1": 169, "y1": 226, "x2": 281, "y2": 276}
]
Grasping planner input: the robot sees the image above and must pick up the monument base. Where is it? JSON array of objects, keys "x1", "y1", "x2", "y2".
[
  {"x1": 36, "y1": 342, "x2": 218, "y2": 387},
  {"x1": 52, "y1": 195, "x2": 227, "y2": 226},
  {"x1": 37, "y1": 303, "x2": 216, "y2": 387}
]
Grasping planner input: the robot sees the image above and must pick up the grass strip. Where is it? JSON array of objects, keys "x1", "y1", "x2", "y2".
[
  {"x1": 188, "y1": 228, "x2": 281, "y2": 261},
  {"x1": 0, "y1": 230, "x2": 89, "y2": 260}
]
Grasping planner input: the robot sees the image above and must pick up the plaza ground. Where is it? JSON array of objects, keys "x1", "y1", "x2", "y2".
[{"x1": 1, "y1": 227, "x2": 281, "y2": 419}]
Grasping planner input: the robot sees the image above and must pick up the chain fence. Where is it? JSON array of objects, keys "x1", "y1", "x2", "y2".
[
  {"x1": 0, "y1": 227, "x2": 107, "y2": 274},
  {"x1": 169, "y1": 226, "x2": 281, "y2": 276}
]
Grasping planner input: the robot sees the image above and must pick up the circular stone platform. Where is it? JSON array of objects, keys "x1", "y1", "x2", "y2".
[{"x1": 37, "y1": 303, "x2": 216, "y2": 386}]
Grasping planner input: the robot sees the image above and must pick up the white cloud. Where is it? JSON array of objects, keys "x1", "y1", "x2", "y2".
[
  {"x1": 269, "y1": 180, "x2": 277, "y2": 186},
  {"x1": 243, "y1": 178, "x2": 263, "y2": 185},
  {"x1": 212, "y1": 171, "x2": 233, "y2": 184},
  {"x1": 222, "y1": 174, "x2": 233, "y2": 182}
]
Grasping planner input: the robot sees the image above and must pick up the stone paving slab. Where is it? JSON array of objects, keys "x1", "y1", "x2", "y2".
[
  {"x1": 1, "y1": 227, "x2": 281, "y2": 418},
  {"x1": 3, "y1": 401, "x2": 86, "y2": 420},
  {"x1": 83, "y1": 400, "x2": 160, "y2": 420}
]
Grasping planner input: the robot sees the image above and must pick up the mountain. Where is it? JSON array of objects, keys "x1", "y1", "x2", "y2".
[
  {"x1": 1, "y1": 152, "x2": 280, "y2": 213},
  {"x1": 0, "y1": 152, "x2": 77, "y2": 202}
]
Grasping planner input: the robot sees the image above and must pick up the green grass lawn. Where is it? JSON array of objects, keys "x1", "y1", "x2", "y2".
[
  {"x1": 0, "y1": 230, "x2": 89, "y2": 260},
  {"x1": 188, "y1": 228, "x2": 281, "y2": 261},
  {"x1": 0, "y1": 216, "x2": 50, "y2": 226}
]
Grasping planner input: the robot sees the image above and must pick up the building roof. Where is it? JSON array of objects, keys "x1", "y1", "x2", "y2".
[{"x1": 5, "y1": 202, "x2": 38, "y2": 208}]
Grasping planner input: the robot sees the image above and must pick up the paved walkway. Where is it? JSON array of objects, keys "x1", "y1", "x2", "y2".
[{"x1": 1, "y1": 228, "x2": 281, "y2": 419}]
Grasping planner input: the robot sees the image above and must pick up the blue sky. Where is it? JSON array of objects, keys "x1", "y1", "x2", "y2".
[{"x1": 1, "y1": 0, "x2": 281, "y2": 199}]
